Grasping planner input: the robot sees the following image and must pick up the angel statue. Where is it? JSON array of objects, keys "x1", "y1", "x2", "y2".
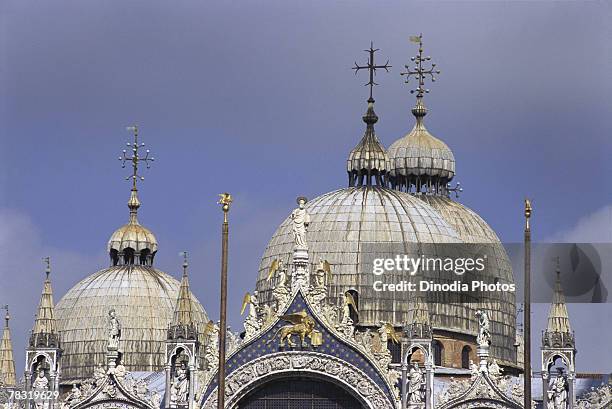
[
  {"x1": 241, "y1": 291, "x2": 261, "y2": 338},
  {"x1": 107, "y1": 309, "x2": 121, "y2": 350},
  {"x1": 342, "y1": 292, "x2": 358, "y2": 324},
  {"x1": 378, "y1": 322, "x2": 400, "y2": 351},
  {"x1": 408, "y1": 363, "x2": 424, "y2": 404},
  {"x1": 291, "y1": 196, "x2": 310, "y2": 249},
  {"x1": 314, "y1": 259, "x2": 332, "y2": 289},
  {"x1": 475, "y1": 310, "x2": 491, "y2": 347},
  {"x1": 266, "y1": 310, "x2": 316, "y2": 348}
]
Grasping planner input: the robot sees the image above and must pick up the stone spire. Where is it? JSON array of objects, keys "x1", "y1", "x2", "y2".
[
  {"x1": 0, "y1": 305, "x2": 16, "y2": 386},
  {"x1": 168, "y1": 252, "x2": 197, "y2": 340},
  {"x1": 30, "y1": 257, "x2": 59, "y2": 348},
  {"x1": 348, "y1": 43, "x2": 391, "y2": 187},
  {"x1": 545, "y1": 267, "x2": 572, "y2": 335}
]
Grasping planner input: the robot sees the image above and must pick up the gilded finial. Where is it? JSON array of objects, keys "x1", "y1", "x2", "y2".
[
  {"x1": 118, "y1": 126, "x2": 155, "y2": 223},
  {"x1": 524, "y1": 198, "x2": 532, "y2": 230},
  {"x1": 43, "y1": 256, "x2": 51, "y2": 279},
  {"x1": 401, "y1": 34, "x2": 440, "y2": 120},
  {"x1": 353, "y1": 42, "x2": 391, "y2": 102},
  {"x1": 218, "y1": 193, "x2": 232, "y2": 223}
]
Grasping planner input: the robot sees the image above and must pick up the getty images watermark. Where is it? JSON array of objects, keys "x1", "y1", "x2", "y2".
[{"x1": 371, "y1": 253, "x2": 515, "y2": 293}]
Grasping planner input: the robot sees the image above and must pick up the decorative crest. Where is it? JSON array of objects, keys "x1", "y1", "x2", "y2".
[
  {"x1": 400, "y1": 34, "x2": 440, "y2": 98},
  {"x1": 353, "y1": 42, "x2": 391, "y2": 101},
  {"x1": 118, "y1": 126, "x2": 155, "y2": 190}
]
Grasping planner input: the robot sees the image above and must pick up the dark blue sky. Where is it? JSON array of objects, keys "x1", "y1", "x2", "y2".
[{"x1": 1, "y1": 1, "x2": 611, "y2": 373}]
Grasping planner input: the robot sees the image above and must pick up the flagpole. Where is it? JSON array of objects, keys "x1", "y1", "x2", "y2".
[
  {"x1": 217, "y1": 193, "x2": 232, "y2": 409},
  {"x1": 524, "y1": 199, "x2": 532, "y2": 409}
]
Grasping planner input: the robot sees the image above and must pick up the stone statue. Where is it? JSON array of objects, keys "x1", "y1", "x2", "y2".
[
  {"x1": 476, "y1": 310, "x2": 491, "y2": 347},
  {"x1": 550, "y1": 376, "x2": 568, "y2": 409},
  {"x1": 32, "y1": 368, "x2": 49, "y2": 391},
  {"x1": 291, "y1": 197, "x2": 310, "y2": 248},
  {"x1": 243, "y1": 291, "x2": 261, "y2": 339},
  {"x1": 469, "y1": 360, "x2": 479, "y2": 379},
  {"x1": 488, "y1": 359, "x2": 503, "y2": 378},
  {"x1": 107, "y1": 309, "x2": 121, "y2": 350},
  {"x1": 93, "y1": 364, "x2": 106, "y2": 386},
  {"x1": 170, "y1": 363, "x2": 190, "y2": 405},
  {"x1": 408, "y1": 363, "x2": 424, "y2": 404},
  {"x1": 68, "y1": 383, "x2": 82, "y2": 402},
  {"x1": 150, "y1": 391, "x2": 162, "y2": 408}
]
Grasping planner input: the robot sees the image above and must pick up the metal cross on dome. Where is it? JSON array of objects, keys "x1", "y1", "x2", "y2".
[
  {"x1": 401, "y1": 34, "x2": 441, "y2": 97},
  {"x1": 118, "y1": 125, "x2": 155, "y2": 189},
  {"x1": 352, "y1": 42, "x2": 391, "y2": 100}
]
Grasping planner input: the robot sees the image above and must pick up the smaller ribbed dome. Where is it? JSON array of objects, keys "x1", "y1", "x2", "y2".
[
  {"x1": 347, "y1": 98, "x2": 389, "y2": 187},
  {"x1": 108, "y1": 223, "x2": 158, "y2": 253},
  {"x1": 388, "y1": 98, "x2": 455, "y2": 193},
  {"x1": 107, "y1": 188, "x2": 158, "y2": 266}
]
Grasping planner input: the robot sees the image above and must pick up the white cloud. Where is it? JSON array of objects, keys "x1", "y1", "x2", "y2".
[
  {"x1": 0, "y1": 208, "x2": 104, "y2": 377},
  {"x1": 545, "y1": 205, "x2": 612, "y2": 243}
]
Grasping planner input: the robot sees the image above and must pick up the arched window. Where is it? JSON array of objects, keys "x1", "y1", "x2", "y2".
[
  {"x1": 461, "y1": 345, "x2": 472, "y2": 369},
  {"x1": 433, "y1": 340, "x2": 444, "y2": 366},
  {"x1": 110, "y1": 249, "x2": 119, "y2": 266},
  {"x1": 123, "y1": 248, "x2": 135, "y2": 265},
  {"x1": 140, "y1": 249, "x2": 151, "y2": 266}
]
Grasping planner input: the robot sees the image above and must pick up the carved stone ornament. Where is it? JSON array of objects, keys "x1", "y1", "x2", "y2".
[
  {"x1": 435, "y1": 371, "x2": 523, "y2": 409},
  {"x1": 61, "y1": 367, "x2": 159, "y2": 409},
  {"x1": 201, "y1": 351, "x2": 395, "y2": 409}
]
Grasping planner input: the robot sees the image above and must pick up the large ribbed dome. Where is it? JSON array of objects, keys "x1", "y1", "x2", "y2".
[
  {"x1": 55, "y1": 265, "x2": 209, "y2": 382},
  {"x1": 419, "y1": 195, "x2": 517, "y2": 365},
  {"x1": 256, "y1": 186, "x2": 464, "y2": 325}
]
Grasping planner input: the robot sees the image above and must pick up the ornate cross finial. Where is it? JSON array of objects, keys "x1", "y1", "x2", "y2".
[
  {"x1": 353, "y1": 42, "x2": 391, "y2": 101},
  {"x1": 118, "y1": 126, "x2": 155, "y2": 190},
  {"x1": 43, "y1": 256, "x2": 51, "y2": 279},
  {"x1": 400, "y1": 34, "x2": 440, "y2": 98},
  {"x1": 3, "y1": 305, "x2": 9, "y2": 326},
  {"x1": 181, "y1": 251, "x2": 189, "y2": 274}
]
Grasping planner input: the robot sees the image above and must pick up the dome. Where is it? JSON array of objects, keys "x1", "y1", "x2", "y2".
[
  {"x1": 388, "y1": 99, "x2": 455, "y2": 193},
  {"x1": 55, "y1": 265, "x2": 209, "y2": 382},
  {"x1": 347, "y1": 99, "x2": 390, "y2": 187},
  {"x1": 107, "y1": 188, "x2": 158, "y2": 266},
  {"x1": 108, "y1": 223, "x2": 158, "y2": 254},
  {"x1": 419, "y1": 195, "x2": 517, "y2": 365},
  {"x1": 256, "y1": 186, "x2": 464, "y2": 325}
]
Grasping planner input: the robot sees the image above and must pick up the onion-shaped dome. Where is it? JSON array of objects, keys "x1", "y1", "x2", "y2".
[
  {"x1": 347, "y1": 99, "x2": 390, "y2": 187},
  {"x1": 256, "y1": 186, "x2": 465, "y2": 325},
  {"x1": 107, "y1": 189, "x2": 158, "y2": 266},
  {"x1": 419, "y1": 195, "x2": 517, "y2": 366},
  {"x1": 55, "y1": 265, "x2": 209, "y2": 383},
  {"x1": 388, "y1": 99, "x2": 455, "y2": 194}
]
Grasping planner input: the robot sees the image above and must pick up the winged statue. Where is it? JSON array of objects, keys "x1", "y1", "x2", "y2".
[{"x1": 267, "y1": 310, "x2": 317, "y2": 348}]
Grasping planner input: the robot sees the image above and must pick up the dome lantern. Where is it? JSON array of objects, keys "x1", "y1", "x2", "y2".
[
  {"x1": 108, "y1": 126, "x2": 158, "y2": 266},
  {"x1": 388, "y1": 35, "x2": 455, "y2": 196},
  {"x1": 348, "y1": 43, "x2": 391, "y2": 187}
]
